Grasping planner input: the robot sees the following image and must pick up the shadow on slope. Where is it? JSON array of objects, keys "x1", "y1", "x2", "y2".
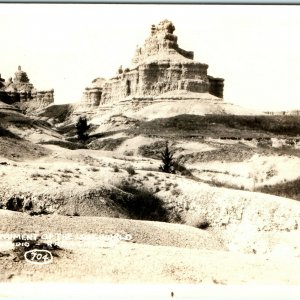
[
  {"x1": 110, "y1": 181, "x2": 170, "y2": 222},
  {"x1": 0, "y1": 126, "x2": 50, "y2": 161},
  {"x1": 2, "y1": 182, "x2": 175, "y2": 223},
  {"x1": 257, "y1": 178, "x2": 300, "y2": 202},
  {"x1": 128, "y1": 114, "x2": 300, "y2": 138},
  {"x1": 0, "y1": 110, "x2": 50, "y2": 129},
  {"x1": 0, "y1": 110, "x2": 86, "y2": 151},
  {"x1": 0, "y1": 125, "x2": 20, "y2": 139},
  {"x1": 35, "y1": 104, "x2": 74, "y2": 124}
]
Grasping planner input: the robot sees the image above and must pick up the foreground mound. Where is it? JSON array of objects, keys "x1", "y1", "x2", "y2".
[{"x1": 1, "y1": 210, "x2": 300, "y2": 284}]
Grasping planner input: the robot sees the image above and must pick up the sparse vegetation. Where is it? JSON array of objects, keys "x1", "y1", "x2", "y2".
[
  {"x1": 41, "y1": 140, "x2": 87, "y2": 150},
  {"x1": 31, "y1": 172, "x2": 43, "y2": 179},
  {"x1": 61, "y1": 174, "x2": 72, "y2": 179},
  {"x1": 207, "y1": 178, "x2": 247, "y2": 191},
  {"x1": 138, "y1": 140, "x2": 171, "y2": 159},
  {"x1": 88, "y1": 137, "x2": 127, "y2": 151}
]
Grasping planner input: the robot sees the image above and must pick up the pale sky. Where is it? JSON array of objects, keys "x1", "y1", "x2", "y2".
[{"x1": 1, "y1": 4, "x2": 300, "y2": 111}]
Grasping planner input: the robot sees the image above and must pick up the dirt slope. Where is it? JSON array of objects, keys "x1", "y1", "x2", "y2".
[{"x1": 1, "y1": 210, "x2": 300, "y2": 284}]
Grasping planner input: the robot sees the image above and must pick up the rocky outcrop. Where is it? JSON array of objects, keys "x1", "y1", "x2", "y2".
[
  {"x1": 0, "y1": 66, "x2": 54, "y2": 113},
  {"x1": 132, "y1": 20, "x2": 194, "y2": 65},
  {"x1": 82, "y1": 77, "x2": 106, "y2": 108},
  {"x1": 79, "y1": 20, "x2": 224, "y2": 114},
  {"x1": 0, "y1": 74, "x2": 5, "y2": 89}
]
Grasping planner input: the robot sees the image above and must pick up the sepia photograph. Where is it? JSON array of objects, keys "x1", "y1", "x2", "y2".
[{"x1": 1, "y1": 2, "x2": 300, "y2": 298}]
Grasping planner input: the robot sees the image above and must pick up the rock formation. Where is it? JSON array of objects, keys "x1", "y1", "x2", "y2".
[
  {"x1": 0, "y1": 66, "x2": 54, "y2": 113},
  {"x1": 80, "y1": 19, "x2": 224, "y2": 113},
  {"x1": 0, "y1": 74, "x2": 5, "y2": 89},
  {"x1": 82, "y1": 77, "x2": 106, "y2": 108}
]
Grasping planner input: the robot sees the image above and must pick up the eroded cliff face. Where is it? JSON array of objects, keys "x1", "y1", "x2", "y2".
[
  {"x1": 82, "y1": 78, "x2": 106, "y2": 107},
  {"x1": 80, "y1": 19, "x2": 224, "y2": 112},
  {"x1": 0, "y1": 66, "x2": 54, "y2": 113},
  {"x1": 131, "y1": 19, "x2": 194, "y2": 65}
]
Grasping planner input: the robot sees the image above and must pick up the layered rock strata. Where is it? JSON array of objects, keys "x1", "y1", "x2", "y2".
[
  {"x1": 0, "y1": 66, "x2": 54, "y2": 113},
  {"x1": 80, "y1": 19, "x2": 224, "y2": 112},
  {"x1": 82, "y1": 77, "x2": 106, "y2": 108}
]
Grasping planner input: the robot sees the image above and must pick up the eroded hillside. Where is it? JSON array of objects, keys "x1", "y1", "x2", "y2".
[{"x1": 1, "y1": 110, "x2": 300, "y2": 284}]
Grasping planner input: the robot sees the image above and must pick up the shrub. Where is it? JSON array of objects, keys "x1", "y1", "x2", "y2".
[
  {"x1": 125, "y1": 166, "x2": 136, "y2": 175},
  {"x1": 195, "y1": 221, "x2": 210, "y2": 230},
  {"x1": 123, "y1": 150, "x2": 134, "y2": 156},
  {"x1": 31, "y1": 172, "x2": 42, "y2": 178},
  {"x1": 159, "y1": 141, "x2": 174, "y2": 173},
  {"x1": 173, "y1": 161, "x2": 193, "y2": 177},
  {"x1": 76, "y1": 116, "x2": 90, "y2": 141},
  {"x1": 113, "y1": 165, "x2": 120, "y2": 172},
  {"x1": 266, "y1": 166, "x2": 278, "y2": 179},
  {"x1": 61, "y1": 174, "x2": 71, "y2": 178},
  {"x1": 171, "y1": 189, "x2": 181, "y2": 196}
]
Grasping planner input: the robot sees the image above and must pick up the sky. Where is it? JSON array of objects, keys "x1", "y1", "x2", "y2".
[{"x1": 1, "y1": 4, "x2": 300, "y2": 111}]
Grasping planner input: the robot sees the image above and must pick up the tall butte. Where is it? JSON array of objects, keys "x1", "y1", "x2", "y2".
[
  {"x1": 0, "y1": 65, "x2": 54, "y2": 113},
  {"x1": 80, "y1": 19, "x2": 224, "y2": 111}
]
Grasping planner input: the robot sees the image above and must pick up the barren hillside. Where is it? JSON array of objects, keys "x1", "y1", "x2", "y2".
[{"x1": 1, "y1": 109, "x2": 300, "y2": 284}]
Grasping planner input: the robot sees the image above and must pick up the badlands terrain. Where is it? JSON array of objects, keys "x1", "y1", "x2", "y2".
[{"x1": 1, "y1": 106, "x2": 300, "y2": 284}]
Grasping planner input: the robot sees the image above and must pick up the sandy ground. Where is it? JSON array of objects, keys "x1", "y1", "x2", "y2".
[{"x1": 1, "y1": 211, "x2": 300, "y2": 284}]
